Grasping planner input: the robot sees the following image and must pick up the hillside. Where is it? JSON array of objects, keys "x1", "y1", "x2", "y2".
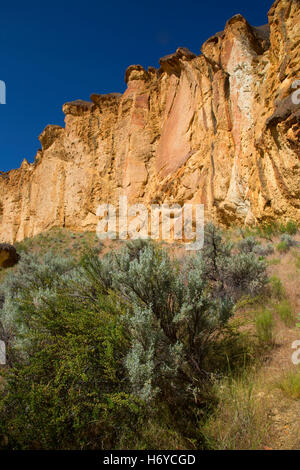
[{"x1": 0, "y1": 223, "x2": 299, "y2": 449}]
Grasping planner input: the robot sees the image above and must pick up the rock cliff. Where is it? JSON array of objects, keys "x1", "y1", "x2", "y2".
[{"x1": 0, "y1": 0, "x2": 299, "y2": 242}]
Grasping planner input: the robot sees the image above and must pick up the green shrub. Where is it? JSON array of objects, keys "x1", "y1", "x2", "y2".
[
  {"x1": 88, "y1": 238, "x2": 234, "y2": 404},
  {"x1": 267, "y1": 258, "x2": 280, "y2": 266},
  {"x1": 280, "y1": 220, "x2": 298, "y2": 236},
  {"x1": 237, "y1": 237, "x2": 258, "y2": 254},
  {"x1": 276, "y1": 241, "x2": 289, "y2": 253},
  {"x1": 280, "y1": 234, "x2": 298, "y2": 248},
  {"x1": 203, "y1": 224, "x2": 268, "y2": 301},
  {"x1": 254, "y1": 243, "x2": 274, "y2": 257},
  {"x1": 269, "y1": 276, "x2": 286, "y2": 300},
  {"x1": 255, "y1": 309, "x2": 274, "y2": 345},
  {"x1": 223, "y1": 252, "x2": 268, "y2": 300},
  {"x1": 0, "y1": 251, "x2": 78, "y2": 353},
  {"x1": 0, "y1": 255, "x2": 146, "y2": 450},
  {"x1": 276, "y1": 234, "x2": 299, "y2": 256},
  {"x1": 83, "y1": 226, "x2": 268, "y2": 404},
  {"x1": 256, "y1": 222, "x2": 279, "y2": 240},
  {"x1": 275, "y1": 300, "x2": 294, "y2": 326},
  {"x1": 276, "y1": 370, "x2": 300, "y2": 399},
  {"x1": 254, "y1": 220, "x2": 298, "y2": 240},
  {"x1": 237, "y1": 236, "x2": 274, "y2": 258},
  {"x1": 0, "y1": 226, "x2": 270, "y2": 450}
]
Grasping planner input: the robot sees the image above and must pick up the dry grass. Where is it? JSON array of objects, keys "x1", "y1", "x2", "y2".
[
  {"x1": 276, "y1": 369, "x2": 300, "y2": 400},
  {"x1": 267, "y1": 237, "x2": 300, "y2": 313},
  {"x1": 203, "y1": 371, "x2": 270, "y2": 450}
]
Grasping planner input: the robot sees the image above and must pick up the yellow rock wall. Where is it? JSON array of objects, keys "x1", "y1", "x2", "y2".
[{"x1": 0, "y1": 0, "x2": 299, "y2": 242}]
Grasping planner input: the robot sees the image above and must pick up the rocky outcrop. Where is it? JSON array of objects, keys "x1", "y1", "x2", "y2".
[
  {"x1": 0, "y1": 0, "x2": 299, "y2": 242},
  {"x1": 0, "y1": 244, "x2": 20, "y2": 268}
]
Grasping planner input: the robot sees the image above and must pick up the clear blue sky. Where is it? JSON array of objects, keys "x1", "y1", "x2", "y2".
[{"x1": 0, "y1": 0, "x2": 274, "y2": 172}]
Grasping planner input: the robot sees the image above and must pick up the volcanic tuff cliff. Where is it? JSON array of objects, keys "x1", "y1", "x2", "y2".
[{"x1": 0, "y1": 0, "x2": 299, "y2": 243}]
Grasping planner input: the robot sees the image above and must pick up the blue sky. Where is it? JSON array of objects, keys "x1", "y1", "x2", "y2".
[{"x1": 0, "y1": 0, "x2": 274, "y2": 172}]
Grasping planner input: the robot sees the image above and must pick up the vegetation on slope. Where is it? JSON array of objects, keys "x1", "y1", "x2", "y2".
[{"x1": 0, "y1": 222, "x2": 299, "y2": 449}]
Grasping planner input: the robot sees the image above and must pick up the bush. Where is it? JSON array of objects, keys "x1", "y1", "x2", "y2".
[
  {"x1": 0, "y1": 225, "x2": 270, "y2": 449},
  {"x1": 255, "y1": 309, "x2": 274, "y2": 345},
  {"x1": 0, "y1": 254, "x2": 145, "y2": 450},
  {"x1": 91, "y1": 238, "x2": 234, "y2": 404},
  {"x1": 276, "y1": 234, "x2": 298, "y2": 253},
  {"x1": 276, "y1": 370, "x2": 300, "y2": 399},
  {"x1": 275, "y1": 300, "x2": 294, "y2": 327},
  {"x1": 276, "y1": 241, "x2": 289, "y2": 253},
  {"x1": 82, "y1": 226, "x2": 268, "y2": 404},
  {"x1": 296, "y1": 254, "x2": 300, "y2": 271},
  {"x1": 280, "y1": 220, "x2": 298, "y2": 236},
  {"x1": 203, "y1": 224, "x2": 268, "y2": 301},
  {"x1": 254, "y1": 220, "x2": 298, "y2": 239},
  {"x1": 256, "y1": 222, "x2": 279, "y2": 240},
  {"x1": 0, "y1": 251, "x2": 78, "y2": 358},
  {"x1": 237, "y1": 237, "x2": 274, "y2": 257},
  {"x1": 237, "y1": 237, "x2": 258, "y2": 254},
  {"x1": 254, "y1": 243, "x2": 274, "y2": 257},
  {"x1": 269, "y1": 276, "x2": 286, "y2": 300},
  {"x1": 279, "y1": 234, "x2": 298, "y2": 248},
  {"x1": 223, "y1": 253, "x2": 268, "y2": 300}
]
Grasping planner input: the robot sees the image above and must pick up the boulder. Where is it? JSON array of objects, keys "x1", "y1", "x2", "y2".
[{"x1": 0, "y1": 244, "x2": 20, "y2": 268}]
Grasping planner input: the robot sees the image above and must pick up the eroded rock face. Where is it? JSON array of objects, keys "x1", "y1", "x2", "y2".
[{"x1": 0, "y1": 0, "x2": 299, "y2": 242}]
